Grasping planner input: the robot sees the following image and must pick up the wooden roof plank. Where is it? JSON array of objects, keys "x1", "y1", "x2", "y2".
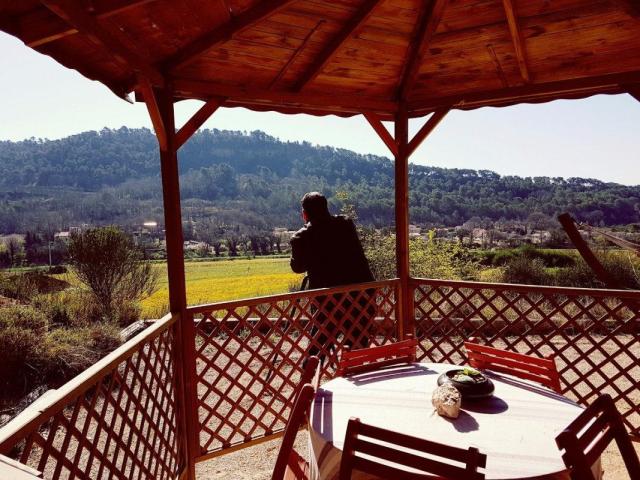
[
  {"x1": 502, "y1": 0, "x2": 530, "y2": 83},
  {"x1": 42, "y1": 0, "x2": 164, "y2": 86},
  {"x1": 292, "y1": 0, "x2": 384, "y2": 91},
  {"x1": 398, "y1": 0, "x2": 448, "y2": 101},
  {"x1": 164, "y1": 0, "x2": 296, "y2": 72},
  {"x1": 14, "y1": 0, "x2": 158, "y2": 48}
]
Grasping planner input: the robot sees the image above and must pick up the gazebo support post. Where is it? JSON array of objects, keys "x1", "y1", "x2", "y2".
[
  {"x1": 142, "y1": 84, "x2": 198, "y2": 480},
  {"x1": 394, "y1": 106, "x2": 412, "y2": 338}
]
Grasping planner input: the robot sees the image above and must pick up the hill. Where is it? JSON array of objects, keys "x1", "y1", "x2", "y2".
[{"x1": 1, "y1": 127, "x2": 639, "y2": 234}]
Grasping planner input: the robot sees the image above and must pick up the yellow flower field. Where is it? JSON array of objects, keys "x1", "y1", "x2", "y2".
[{"x1": 141, "y1": 257, "x2": 303, "y2": 317}]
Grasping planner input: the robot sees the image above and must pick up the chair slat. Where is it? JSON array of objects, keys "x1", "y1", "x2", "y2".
[
  {"x1": 464, "y1": 340, "x2": 561, "y2": 393},
  {"x1": 556, "y1": 394, "x2": 640, "y2": 480},
  {"x1": 339, "y1": 418, "x2": 486, "y2": 480},
  {"x1": 271, "y1": 382, "x2": 316, "y2": 480},
  {"x1": 337, "y1": 339, "x2": 418, "y2": 377}
]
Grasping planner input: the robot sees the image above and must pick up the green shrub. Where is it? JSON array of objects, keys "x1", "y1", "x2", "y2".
[
  {"x1": 31, "y1": 291, "x2": 103, "y2": 328},
  {"x1": 553, "y1": 251, "x2": 640, "y2": 289},
  {"x1": 41, "y1": 324, "x2": 121, "y2": 382},
  {"x1": 0, "y1": 306, "x2": 48, "y2": 395},
  {"x1": 362, "y1": 230, "x2": 478, "y2": 281},
  {"x1": 502, "y1": 257, "x2": 550, "y2": 285}
]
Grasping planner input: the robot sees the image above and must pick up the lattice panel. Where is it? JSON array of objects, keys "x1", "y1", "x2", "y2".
[
  {"x1": 412, "y1": 279, "x2": 640, "y2": 436},
  {"x1": 2, "y1": 324, "x2": 183, "y2": 480},
  {"x1": 189, "y1": 281, "x2": 399, "y2": 455}
]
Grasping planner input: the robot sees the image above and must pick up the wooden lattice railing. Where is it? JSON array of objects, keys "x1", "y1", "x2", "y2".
[
  {"x1": 0, "y1": 313, "x2": 185, "y2": 480},
  {"x1": 411, "y1": 278, "x2": 640, "y2": 436},
  {"x1": 2, "y1": 277, "x2": 639, "y2": 478},
  {"x1": 185, "y1": 279, "x2": 400, "y2": 460}
]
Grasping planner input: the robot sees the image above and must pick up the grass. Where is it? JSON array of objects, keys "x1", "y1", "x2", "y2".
[{"x1": 141, "y1": 257, "x2": 303, "y2": 317}]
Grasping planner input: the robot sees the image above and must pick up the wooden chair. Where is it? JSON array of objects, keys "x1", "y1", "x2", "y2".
[
  {"x1": 339, "y1": 417, "x2": 486, "y2": 480},
  {"x1": 463, "y1": 338, "x2": 562, "y2": 393},
  {"x1": 556, "y1": 394, "x2": 640, "y2": 480},
  {"x1": 336, "y1": 337, "x2": 418, "y2": 377},
  {"x1": 300, "y1": 355, "x2": 320, "y2": 390},
  {"x1": 271, "y1": 384, "x2": 316, "y2": 480}
]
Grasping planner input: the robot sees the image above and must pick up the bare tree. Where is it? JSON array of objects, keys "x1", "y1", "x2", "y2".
[{"x1": 68, "y1": 227, "x2": 158, "y2": 321}]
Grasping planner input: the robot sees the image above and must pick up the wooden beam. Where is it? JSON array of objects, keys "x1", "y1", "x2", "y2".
[
  {"x1": 407, "y1": 108, "x2": 449, "y2": 156},
  {"x1": 629, "y1": 86, "x2": 640, "y2": 103},
  {"x1": 613, "y1": 0, "x2": 640, "y2": 18},
  {"x1": 42, "y1": 0, "x2": 164, "y2": 86},
  {"x1": 394, "y1": 106, "x2": 411, "y2": 338},
  {"x1": 163, "y1": 0, "x2": 295, "y2": 72},
  {"x1": 9, "y1": 0, "x2": 157, "y2": 48},
  {"x1": 138, "y1": 78, "x2": 168, "y2": 151},
  {"x1": 292, "y1": 0, "x2": 382, "y2": 91},
  {"x1": 269, "y1": 20, "x2": 325, "y2": 90},
  {"x1": 364, "y1": 113, "x2": 398, "y2": 157},
  {"x1": 172, "y1": 78, "x2": 397, "y2": 116},
  {"x1": 175, "y1": 97, "x2": 224, "y2": 150},
  {"x1": 409, "y1": 70, "x2": 640, "y2": 115},
  {"x1": 487, "y1": 44, "x2": 509, "y2": 88},
  {"x1": 397, "y1": 0, "x2": 448, "y2": 101},
  {"x1": 557, "y1": 213, "x2": 620, "y2": 289},
  {"x1": 502, "y1": 0, "x2": 530, "y2": 83}
]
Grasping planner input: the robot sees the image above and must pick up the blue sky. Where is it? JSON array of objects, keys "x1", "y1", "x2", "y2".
[{"x1": 1, "y1": 31, "x2": 639, "y2": 185}]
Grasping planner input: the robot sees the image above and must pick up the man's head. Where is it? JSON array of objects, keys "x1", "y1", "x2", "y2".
[{"x1": 301, "y1": 192, "x2": 330, "y2": 222}]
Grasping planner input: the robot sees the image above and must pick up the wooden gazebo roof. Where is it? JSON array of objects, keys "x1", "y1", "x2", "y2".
[{"x1": 2, "y1": 0, "x2": 640, "y2": 119}]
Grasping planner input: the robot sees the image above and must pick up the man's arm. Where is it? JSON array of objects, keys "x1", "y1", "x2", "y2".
[{"x1": 289, "y1": 232, "x2": 308, "y2": 273}]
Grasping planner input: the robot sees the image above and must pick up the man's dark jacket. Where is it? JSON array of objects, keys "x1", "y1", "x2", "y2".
[{"x1": 290, "y1": 214, "x2": 374, "y2": 289}]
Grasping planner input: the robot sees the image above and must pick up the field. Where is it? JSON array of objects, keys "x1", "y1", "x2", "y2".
[{"x1": 141, "y1": 257, "x2": 303, "y2": 317}]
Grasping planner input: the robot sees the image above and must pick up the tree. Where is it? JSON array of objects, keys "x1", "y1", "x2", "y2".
[{"x1": 68, "y1": 227, "x2": 158, "y2": 322}]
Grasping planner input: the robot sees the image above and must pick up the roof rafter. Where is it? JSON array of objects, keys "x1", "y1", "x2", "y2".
[
  {"x1": 292, "y1": 0, "x2": 383, "y2": 92},
  {"x1": 398, "y1": 0, "x2": 448, "y2": 101},
  {"x1": 163, "y1": 0, "x2": 295, "y2": 72},
  {"x1": 612, "y1": 0, "x2": 640, "y2": 18},
  {"x1": 42, "y1": 0, "x2": 164, "y2": 86},
  {"x1": 502, "y1": 0, "x2": 530, "y2": 83},
  {"x1": 269, "y1": 20, "x2": 325, "y2": 90},
  {"x1": 7, "y1": 0, "x2": 157, "y2": 48}
]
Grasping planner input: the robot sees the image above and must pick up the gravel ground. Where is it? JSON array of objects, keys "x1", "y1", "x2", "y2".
[{"x1": 196, "y1": 433, "x2": 639, "y2": 479}]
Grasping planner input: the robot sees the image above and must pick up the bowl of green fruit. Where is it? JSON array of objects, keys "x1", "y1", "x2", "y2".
[{"x1": 437, "y1": 367, "x2": 495, "y2": 400}]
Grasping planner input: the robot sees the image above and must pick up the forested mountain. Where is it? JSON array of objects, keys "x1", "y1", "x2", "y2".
[{"x1": 1, "y1": 127, "x2": 639, "y2": 234}]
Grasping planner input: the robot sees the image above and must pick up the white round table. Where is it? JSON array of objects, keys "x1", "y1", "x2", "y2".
[{"x1": 308, "y1": 362, "x2": 601, "y2": 480}]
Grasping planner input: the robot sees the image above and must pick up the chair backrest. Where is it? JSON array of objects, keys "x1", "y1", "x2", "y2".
[
  {"x1": 339, "y1": 418, "x2": 486, "y2": 480},
  {"x1": 556, "y1": 394, "x2": 640, "y2": 480},
  {"x1": 300, "y1": 355, "x2": 320, "y2": 390},
  {"x1": 463, "y1": 339, "x2": 561, "y2": 393},
  {"x1": 271, "y1": 384, "x2": 316, "y2": 480},
  {"x1": 336, "y1": 338, "x2": 418, "y2": 377}
]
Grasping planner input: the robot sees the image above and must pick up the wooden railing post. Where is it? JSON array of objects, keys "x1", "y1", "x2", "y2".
[
  {"x1": 394, "y1": 105, "x2": 412, "y2": 339},
  {"x1": 145, "y1": 84, "x2": 199, "y2": 479}
]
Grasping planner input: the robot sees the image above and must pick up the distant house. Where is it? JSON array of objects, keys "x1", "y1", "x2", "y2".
[
  {"x1": 408, "y1": 224, "x2": 421, "y2": 237},
  {"x1": 184, "y1": 240, "x2": 208, "y2": 251},
  {"x1": 54, "y1": 231, "x2": 71, "y2": 242}
]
